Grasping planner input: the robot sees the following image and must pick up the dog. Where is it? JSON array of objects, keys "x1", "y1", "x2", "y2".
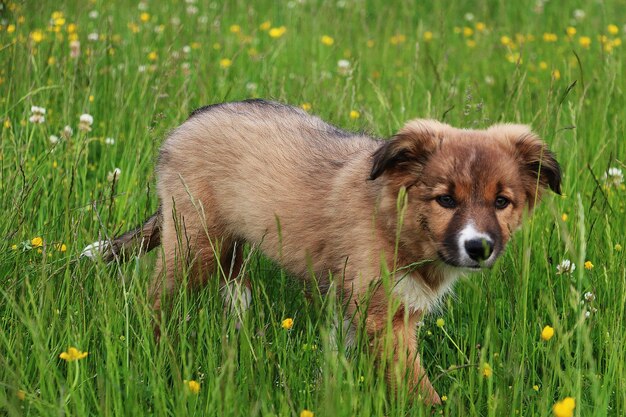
[{"x1": 82, "y1": 99, "x2": 561, "y2": 405}]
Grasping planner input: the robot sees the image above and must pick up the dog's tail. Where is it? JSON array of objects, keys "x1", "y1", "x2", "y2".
[{"x1": 81, "y1": 207, "x2": 162, "y2": 262}]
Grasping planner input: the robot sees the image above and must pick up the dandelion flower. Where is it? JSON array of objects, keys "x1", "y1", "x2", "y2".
[
  {"x1": 475, "y1": 22, "x2": 486, "y2": 32},
  {"x1": 268, "y1": 26, "x2": 286, "y2": 38},
  {"x1": 551, "y1": 69, "x2": 561, "y2": 80},
  {"x1": 463, "y1": 27, "x2": 474, "y2": 37},
  {"x1": 31, "y1": 237, "x2": 43, "y2": 248},
  {"x1": 300, "y1": 103, "x2": 312, "y2": 112},
  {"x1": 423, "y1": 31, "x2": 433, "y2": 41},
  {"x1": 62, "y1": 125, "x2": 73, "y2": 139},
  {"x1": 553, "y1": 397, "x2": 575, "y2": 417},
  {"x1": 30, "y1": 30, "x2": 44, "y2": 43},
  {"x1": 29, "y1": 106, "x2": 46, "y2": 124},
  {"x1": 441, "y1": 395, "x2": 448, "y2": 402},
  {"x1": 349, "y1": 110, "x2": 360, "y2": 120},
  {"x1": 436, "y1": 318, "x2": 445, "y2": 328},
  {"x1": 533, "y1": 384, "x2": 540, "y2": 391},
  {"x1": 230, "y1": 24, "x2": 241, "y2": 33},
  {"x1": 566, "y1": 27, "x2": 577, "y2": 37},
  {"x1": 556, "y1": 259, "x2": 575, "y2": 274},
  {"x1": 259, "y1": 21, "x2": 271, "y2": 31},
  {"x1": 541, "y1": 325, "x2": 554, "y2": 341},
  {"x1": 219, "y1": 58, "x2": 232, "y2": 69},
  {"x1": 601, "y1": 167, "x2": 623, "y2": 187},
  {"x1": 300, "y1": 410, "x2": 314, "y2": 417},
  {"x1": 584, "y1": 261, "x2": 594, "y2": 270},
  {"x1": 542, "y1": 33, "x2": 558, "y2": 42},
  {"x1": 79, "y1": 114, "x2": 94, "y2": 132},
  {"x1": 281, "y1": 318, "x2": 294, "y2": 330},
  {"x1": 186, "y1": 380, "x2": 200, "y2": 394},
  {"x1": 607, "y1": 24, "x2": 619, "y2": 35},
  {"x1": 561, "y1": 213, "x2": 568, "y2": 221},
  {"x1": 59, "y1": 346, "x2": 88, "y2": 361},
  {"x1": 481, "y1": 363, "x2": 493, "y2": 378},
  {"x1": 500, "y1": 35, "x2": 512, "y2": 46},
  {"x1": 579, "y1": 36, "x2": 591, "y2": 48},
  {"x1": 321, "y1": 35, "x2": 334, "y2": 46},
  {"x1": 148, "y1": 51, "x2": 158, "y2": 61}
]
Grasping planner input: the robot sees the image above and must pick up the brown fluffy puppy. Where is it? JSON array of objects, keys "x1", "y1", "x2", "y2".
[{"x1": 83, "y1": 99, "x2": 561, "y2": 404}]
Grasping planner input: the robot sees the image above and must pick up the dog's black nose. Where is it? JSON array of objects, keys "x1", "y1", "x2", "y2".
[{"x1": 464, "y1": 238, "x2": 493, "y2": 262}]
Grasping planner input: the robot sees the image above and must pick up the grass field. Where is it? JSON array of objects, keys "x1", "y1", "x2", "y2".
[{"x1": 1, "y1": 1, "x2": 625, "y2": 416}]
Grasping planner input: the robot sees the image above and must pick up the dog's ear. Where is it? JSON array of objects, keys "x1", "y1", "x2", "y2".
[
  {"x1": 490, "y1": 124, "x2": 561, "y2": 203},
  {"x1": 369, "y1": 119, "x2": 444, "y2": 180}
]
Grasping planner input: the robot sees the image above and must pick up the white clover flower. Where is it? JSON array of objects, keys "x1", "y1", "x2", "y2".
[
  {"x1": 107, "y1": 167, "x2": 121, "y2": 182},
  {"x1": 464, "y1": 13, "x2": 475, "y2": 21},
  {"x1": 105, "y1": 137, "x2": 115, "y2": 145},
  {"x1": 484, "y1": 75, "x2": 495, "y2": 85},
  {"x1": 29, "y1": 106, "x2": 46, "y2": 124},
  {"x1": 171, "y1": 17, "x2": 181, "y2": 26},
  {"x1": 573, "y1": 9, "x2": 585, "y2": 21},
  {"x1": 337, "y1": 59, "x2": 351, "y2": 75},
  {"x1": 138, "y1": 2, "x2": 148, "y2": 11},
  {"x1": 601, "y1": 167, "x2": 623, "y2": 187},
  {"x1": 556, "y1": 259, "x2": 576, "y2": 275},
  {"x1": 61, "y1": 125, "x2": 73, "y2": 139},
  {"x1": 584, "y1": 310, "x2": 591, "y2": 318},
  {"x1": 88, "y1": 10, "x2": 99, "y2": 19},
  {"x1": 49, "y1": 135, "x2": 59, "y2": 144},
  {"x1": 182, "y1": 45, "x2": 191, "y2": 54},
  {"x1": 87, "y1": 32, "x2": 99, "y2": 41},
  {"x1": 186, "y1": 5, "x2": 198, "y2": 14},
  {"x1": 79, "y1": 113, "x2": 94, "y2": 132},
  {"x1": 245, "y1": 82, "x2": 258, "y2": 93},
  {"x1": 584, "y1": 291, "x2": 596, "y2": 302}
]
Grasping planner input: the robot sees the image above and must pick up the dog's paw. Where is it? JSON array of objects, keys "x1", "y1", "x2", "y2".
[{"x1": 80, "y1": 241, "x2": 109, "y2": 260}]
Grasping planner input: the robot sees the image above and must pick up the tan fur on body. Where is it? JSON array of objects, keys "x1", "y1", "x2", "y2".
[{"x1": 90, "y1": 99, "x2": 560, "y2": 405}]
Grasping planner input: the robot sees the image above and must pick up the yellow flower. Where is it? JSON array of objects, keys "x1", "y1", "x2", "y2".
[
  {"x1": 269, "y1": 26, "x2": 286, "y2": 38},
  {"x1": 301, "y1": 103, "x2": 312, "y2": 111},
  {"x1": 436, "y1": 318, "x2": 445, "y2": 328},
  {"x1": 66, "y1": 23, "x2": 77, "y2": 33},
  {"x1": 566, "y1": 27, "x2": 577, "y2": 37},
  {"x1": 481, "y1": 362, "x2": 493, "y2": 378},
  {"x1": 543, "y1": 33, "x2": 558, "y2": 42},
  {"x1": 55, "y1": 243, "x2": 67, "y2": 252},
  {"x1": 140, "y1": 12, "x2": 150, "y2": 23},
  {"x1": 148, "y1": 51, "x2": 158, "y2": 61},
  {"x1": 615, "y1": 243, "x2": 622, "y2": 251},
  {"x1": 7, "y1": 24, "x2": 15, "y2": 34},
  {"x1": 259, "y1": 21, "x2": 271, "y2": 31},
  {"x1": 230, "y1": 24, "x2": 241, "y2": 33},
  {"x1": 607, "y1": 24, "x2": 619, "y2": 35},
  {"x1": 349, "y1": 110, "x2": 360, "y2": 120},
  {"x1": 584, "y1": 261, "x2": 594, "y2": 270},
  {"x1": 59, "y1": 347, "x2": 88, "y2": 361},
  {"x1": 30, "y1": 30, "x2": 44, "y2": 43},
  {"x1": 281, "y1": 318, "x2": 294, "y2": 330},
  {"x1": 300, "y1": 410, "x2": 314, "y2": 417},
  {"x1": 89, "y1": 95, "x2": 94, "y2": 103},
  {"x1": 219, "y1": 58, "x2": 232, "y2": 69},
  {"x1": 553, "y1": 397, "x2": 576, "y2": 417},
  {"x1": 533, "y1": 384, "x2": 540, "y2": 391},
  {"x1": 463, "y1": 27, "x2": 474, "y2": 37},
  {"x1": 475, "y1": 22, "x2": 486, "y2": 32},
  {"x1": 321, "y1": 35, "x2": 334, "y2": 46},
  {"x1": 423, "y1": 31, "x2": 433, "y2": 42},
  {"x1": 579, "y1": 36, "x2": 591, "y2": 48},
  {"x1": 561, "y1": 213, "x2": 568, "y2": 221},
  {"x1": 551, "y1": 69, "x2": 561, "y2": 80},
  {"x1": 31, "y1": 237, "x2": 43, "y2": 248},
  {"x1": 186, "y1": 380, "x2": 200, "y2": 394},
  {"x1": 441, "y1": 395, "x2": 448, "y2": 402},
  {"x1": 466, "y1": 39, "x2": 476, "y2": 48},
  {"x1": 16, "y1": 390, "x2": 26, "y2": 400},
  {"x1": 3, "y1": 119, "x2": 10, "y2": 128},
  {"x1": 366, "y1": 39, "x2": 375, "y2": 47},
  {"x1": 54, "y1": 17, "x2": 66, "y2": 26},
  {"x1": 390, "y1": 34, "x2": 406, "y2": 45},
  {"x1": 11, "y1": 244, "x2": 17, "y2": 250},
  {"x1": 541, "y1": 325, "x2": 554, "y2": 341},
  {"x1": 500, "y1": 35, "x2": 512, "y2": 46}
]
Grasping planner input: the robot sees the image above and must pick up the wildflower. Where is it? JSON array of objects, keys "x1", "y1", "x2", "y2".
[
  {"x1": 59, "y1": 346, "x2": 88, "y2": 361},
  {"x1": 441, "y1": 395, "x2": 448, "y2": 402},
  {"x1": 186, "y1": 380, "x2": 200, "y2": 394},
  {"x1": 301, "y1": 103, "x2": 312, "y2": 111},
  {"x1": 500, "y1": 35, "x2": 512, "y2": 46},
  {"x1": 566, "y1": 27, "x2": 577, "y2": 37},
  {"x1": 107, "y1": 168, "x2": 121, "y2": 182},
  {"x1": 390, "y1": 34, "x2": 406, "y2": 45},
  {"x1": 615, "y1": 244, "x2": 622, "y2": 251},
  {"x1": 573, "y1": 9, "x2": 585, "y2": 21},
  {"x1": 61, "y1": 125, "x2": 73, "y2": 139},
  {"x1": 561, "y1": 213, "x2": 568, "y2": 221},
  {"x1": 436, "y1": 318, "x2": 445, "y2": 328},
  {"x1": 259, "y1": 21, "x2": 271, "y2": 31},
  {"x1": 79, "y1": 114, "x2": 94, "y2": 132},
  {"x1": 229, "y1": 24, "x2": 241, "y2": 33},
  {"x1": 7, "y1": 24, "x2": 16, "y2": 34},
  {"x1": 300, "y1": 410, "x2": 314, "y2": 417},
  {"x1": 67, "y1": 23, "x2": 77, "y2": 34},
  {"x1": 268, "y1": 26, "x2": 286, "y2": 38},
  {"x1": 601, "y1": 167, "x2": 623, "y2": 187},
  {"x1": 466, "y1": 39, "x2": 476, "y2": 48},
  {"x1": 29, "y1": 106, "x2": 46, "y2": 124},
  {"x1": 49, "y1": 135, "x2": 60, "y2": 144},
  {"x1": 423, "y1": 31, "x2": 433, "y2": 41},
  {"x1": 30, "y1": 30, "x2": 44, "y2": 43},
  {"x1": 533, "y1": 384, "x2": 540, "y2": 391},
  {"x1": 475, "y1": 22, "x2": 486, "y2": 32},
  {"x1": 484, "y1": 75, "x2": 495, "y2": 85},
  {"x1": 16, "y1": 390, "x2": 26, "y2": 400},
  {"x1": 553, "y1": 397, "x2": 575, "y2": 417},
  {"x1": 31, "y1": 237, "x2": 43, "y2": 248},
  {"x1": 89, "y1": 10, "x2": 99, "y2": 19},
  {"x1": 541, "y1": 325, "x2": 554, "y2": 341},
  {"x1": 70, "y1": 40, "x2": 80, "y2": 58},
  {"x1": 337, "y1": 59, "x2": 350, "y2": 75},
  {"x1": 282, "y1": 318, "x2": 294, "y2": 330},
  {"x1": 579, "y1": 36, "x2": 591, "y2": 48},
  {"x1": 55, "y1": 243, "x2": 67, "y2": 252},
  {"x1": 551, "y1": 69, "x2": 561, "y2": 80},
  {"x1": 464, "y1": 13, "x2": 474, "y2": 21},
  {"x1": 321, "y1": 35, "x2": 334, "y2": 46},
  {"x1": 584, "y1": 261, "x2": 594, "y2": 270},
  {"x1": 219, "y1": 58, "x2": 232, "y2": 69},
  {"x1": 481, "y1": 362, "x2": 493, "y2": 378},
  {"x1": 607, "y1": 24, "x2": 619, "y2": 35},
  {"x1": 245, "y1": 82, "x2": 257, "y2": 93},
  {"x1": 349, "y1": 110, "x2": 360, "y2": 120},
  {"x1": 584, "y1": 291, "x2": 595, "y2": 302},
  {"x1": 148, "y1": 51, "x2": 158, "y2": 61},
  {"x1": 463, "y1": 27, "x2": 474, "y2": 37},
  {"x1": 140, "y1": 12, "x2": 150, "y2": 22},
  {"x1": 542, "y1": 33, "x2": 558, "y2": 42},
  {"x1": 557, "y1": 259, "x2": 575, "y2": 274},
  {"x1": 88, "y1": 32, "x2": 99, "y2": 41},
  {"x1": 11, "y1": 244, "x2": 17, "y2": 250}
]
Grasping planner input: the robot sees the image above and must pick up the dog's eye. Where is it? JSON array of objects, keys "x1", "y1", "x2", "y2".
[
  {"x1": 436, "y1": 195, "x2": 457, "y2": 209},
  {"x1": 495, "y1": 196, "x2": 510, "y2": 209}
]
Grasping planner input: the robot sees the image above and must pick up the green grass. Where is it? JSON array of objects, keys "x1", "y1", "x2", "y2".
[{"x1": 1, "y1": 0, "x2": 625, "y2": 416}]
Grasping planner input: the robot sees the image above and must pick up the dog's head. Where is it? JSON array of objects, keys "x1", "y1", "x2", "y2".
[{"x1": 370, "y1": 119, "x2": 561, "y2": 269}]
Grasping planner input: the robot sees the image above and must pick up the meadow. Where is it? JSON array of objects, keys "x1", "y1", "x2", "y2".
[{"x1": 1, "y1": 0, "x2": 625, "y2": 416}]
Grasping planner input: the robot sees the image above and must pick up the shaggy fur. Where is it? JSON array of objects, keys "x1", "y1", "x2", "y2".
[{"x1": 83, "y1": 99, "x2": 561, "y2": 404}]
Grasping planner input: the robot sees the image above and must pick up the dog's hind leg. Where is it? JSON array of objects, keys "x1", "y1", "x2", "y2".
[{"x1": 220, "y1": 241, "x2": 252, "y2": 327}]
